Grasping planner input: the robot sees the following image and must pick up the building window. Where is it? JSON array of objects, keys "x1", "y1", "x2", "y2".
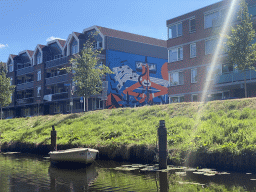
[
  {"x1": 192, "y1": 94, "x2": 198, "y2": 102},
  {"x1": 71, "y1": 39, "x2": 78, "y2": 55},
  {"x1": 222, "y1": 64, "x2": 233, "y2": 74},
  {"x1": 8, "y1": 62, "x2": 13, "y2": 72},
  {"x1": 204, "y1": 11, "x2": 219, "y2": 28},
  {"x1": 205, "y1": 39, "x2": 217, "y2": 55},
  {"x1": 36, "y1": 51, "x2": 42, "y2": 64},
  {"x1": 168, "y1": 23, "x2": 182, "y2": 39},
  {"x1": 37, "y1": 86, "x2": 41, "y2": 97},
  {"x1": 170, "y1": 96, "x2": 184, "y2": 103},
  {"x1": 207, "y1": 64, "x2": 222, "y2": 81},
  {"x1": 37, "y1": 70, "x2": 41, "y2": 81},
  {"x1": 169, "y1": 47, "x2": 183, "y2": 63},
  {"x1": 190, "y1": 43, "x2": 196, "y2": 58},
  {"x1": 204, "y1": 9, "x2": 226, "y2": 29},
  {"x1": 10, "y1": 77, "x2": 13, "y2": 85},
  {"x1": 191, "y1": 68, "x2": 197, "y2": 83},
  {"x1": 189, "y1": 18, "x2": 196, "y2": 33},
  {"x1": 93, "y1": 41, "x2": 102, "y2": 49},
  {"x1": 170, "y1": 71, "x2": 184, "y2": 86}
]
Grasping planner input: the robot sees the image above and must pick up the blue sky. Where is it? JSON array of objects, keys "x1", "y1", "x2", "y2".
[{"x1": 0, "y1": 0, "x2": 220, "y2": 62}]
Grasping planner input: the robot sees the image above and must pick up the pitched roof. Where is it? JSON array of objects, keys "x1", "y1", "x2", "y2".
[
  {"x1": 96, "y1": 26, "x2": 166, "y2": 47},
  {"x1": 73, "y1": 32, "x2": 83, "y2": 38},
  {"x1": 57, "y1": 39, "x2": 66, "y2": 47},
  {"x1": 26, "y1": 50, "x2": 34, "y2": 58},
  {"x1": 10, "y1": 54, "x2": 17, "y2": 59},
  {"x1": 38, "y1": 44, "x2": 45, "y2": 49}
]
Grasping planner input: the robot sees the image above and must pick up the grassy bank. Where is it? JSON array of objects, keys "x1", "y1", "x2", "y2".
[{"x1": 1, "y1": 98, "x2": 256, "y2": 171}]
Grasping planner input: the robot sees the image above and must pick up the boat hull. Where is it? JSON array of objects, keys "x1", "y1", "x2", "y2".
[{"x1": 49, "y1": 148, "x2": 99, "y2": 164}]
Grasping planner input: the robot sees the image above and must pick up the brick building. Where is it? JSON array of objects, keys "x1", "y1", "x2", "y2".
[
  {"x1": 3, "y1": 26, "x2": 167, "y2": 118},
  {"x1": 167, "y1": 0, "x2": 256, "y2": 103}
]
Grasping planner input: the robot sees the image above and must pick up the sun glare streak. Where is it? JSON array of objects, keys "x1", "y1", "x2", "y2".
[{"x1": 184, "y1": 0, "x2": 240, "y2": 167}]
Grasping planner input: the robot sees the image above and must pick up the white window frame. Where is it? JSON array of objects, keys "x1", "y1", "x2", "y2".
[
  {"x1": 37, "y1": 70, "x2": 41, "y2": 81},
  {"x1": 71, "y1": 40, "x2": 78, "y2": 55},
  {"x1": 168, "y1": 22, "x2": 182, "y2": 39},
  {"x1": 8, "y1": 63, "x2": 13, "y2": 72},
  {"x1": 204, "y1": 10, "x2": 219, "y2": 29},
  {"x1": 205, "y1": 38, "x2": 217, "y2": 55},
  {"x1": 10, "y1": 77, "x2": 13, "y2": 85},
  {"x1": 190, "y1": 43, "x2": 196, "y2": 58},
  {"x1": 36, "y1": 51, "x2": 42, "y2": 64},
  {"x1": 37, "y1": 86, "x2": 41, "y2": 97},
  {"x1": 169, "y1": 95, "x2": 184, "y2": 103},
  {"x1": 189, "y1": 18, "x2": 196, "y2": 33},
  {"x1": 191, "y1": 68, "x2": 197, "y2": 83},
  {"x1": 168, "y1": 47, "x2": 183, "y2": 63},
  {"x1": 169, "y1": 71, "x2": 184, "y2": 86}
]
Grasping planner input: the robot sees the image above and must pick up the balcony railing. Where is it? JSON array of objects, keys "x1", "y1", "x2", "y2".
[
  {"x1": 16, "y1": 81, "x2": 34, "y2": 91},
  {"x1": 215, "y1": 70, "x2": 256, "y2": 84},
  {"x1": 16, "y1": 66, "x2": 33, "y2": 76},
  {"x1": 16, "y1": 97, "x2": 34, "y2": 105},
  {"x1": 44, "y1": 92, "x2": 68, "y2": 102},
  {"x1": 45, "y1": 56, "x2": 70, "y2": 69},
  {"x1": 45, "y1": 74, "x2": 69, "y2": 85}
]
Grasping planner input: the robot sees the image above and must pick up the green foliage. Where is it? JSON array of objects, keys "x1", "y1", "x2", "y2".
[
  {"x1": 69, "y1": 33, "x2": 113, "y2": 106},
  {"x1": 225, "y1": 0, "x2": 256, "y2": 98},
  {"x1": 1, "y1": 98, "x2": 256, "y2": 158},
  {"x1": 0, "y1": 62, "x2": 15, "y2": 119}
]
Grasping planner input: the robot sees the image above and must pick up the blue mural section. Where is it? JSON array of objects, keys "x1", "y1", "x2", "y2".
[{"x1": 106, "y1": 50, "x2": 169, "y2": 108}]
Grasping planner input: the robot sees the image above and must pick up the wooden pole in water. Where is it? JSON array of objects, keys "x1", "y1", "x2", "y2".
[
  {"x1": 51, "y1": 125, "x2": 57, "y2": 151},
  {"x1": 158, "y1": 120, "x2": 167, "y2": 169}
]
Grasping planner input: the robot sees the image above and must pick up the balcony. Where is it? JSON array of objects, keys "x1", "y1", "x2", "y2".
[
  {"x1": 45, "y1": 74, "x2": 69, "y2": 85},
  {"x1": 44, "y1": 92, "x2": 69, "y2": 101},
  {"x1": 215, "y1": 70, "x2": 256, "y2": 84},
  {"x1": 45, "y1": 56, "x2": 70, "y2": 69},
  {"x1": 16, "y1": 81, "x2": 34, "y2": 91},
  {"x1": 16, "y1": 66, "x2": 33, "y2": 76},
  {"x1": 16, "y1": 97, "x2": 34, "y2": 105}
]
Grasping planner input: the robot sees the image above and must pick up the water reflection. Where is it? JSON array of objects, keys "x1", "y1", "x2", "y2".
[
  {"x1": 1, "y1": 153, "x2": 256, "y2": 191},
  {"x1": 48, "y1": 164, "x2": 98, "y2": 191},
  {"x1": 159, "y1": 172, "x2": 169, "y2": 192}
]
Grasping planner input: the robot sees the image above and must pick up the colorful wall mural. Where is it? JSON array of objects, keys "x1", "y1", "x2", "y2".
[{"x1": 106, "y1": 50, "x2": 169, "y2": 109}]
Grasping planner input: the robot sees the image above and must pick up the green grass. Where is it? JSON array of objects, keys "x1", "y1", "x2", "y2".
[{"x1": 1, "y1": 98, "x2": 256, "y2": 165}]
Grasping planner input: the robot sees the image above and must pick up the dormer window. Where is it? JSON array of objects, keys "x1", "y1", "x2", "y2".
[
  {"x1": 8, "y1": 62, "x2": 13, "y2": 72},
  {"x1": 36, "y1": 51, "x2": 42, "y2": 64},
  {"x1": 93, "y1": 41, "x2": 102, "y2": 49},
  {"x1": 71, "y1": 39, "x2": 78, "y2": 55}
]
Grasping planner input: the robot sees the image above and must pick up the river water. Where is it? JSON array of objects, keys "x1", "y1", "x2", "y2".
[{"x1": 1, "y1": 153, "x2": 256, "y2": 191}]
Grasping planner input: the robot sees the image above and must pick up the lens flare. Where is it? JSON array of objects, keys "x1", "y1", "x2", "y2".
[{"x1": 184, "y1": 0, "x2": 240, "y2": 167}]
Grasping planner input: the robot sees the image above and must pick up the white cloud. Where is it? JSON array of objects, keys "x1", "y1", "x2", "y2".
[
  {"x1": 46, "y1": 36, "x2": 65, "y2": 42},
  {"x1": 0, "y1": 44, "x2": 8, "y2": 49}
]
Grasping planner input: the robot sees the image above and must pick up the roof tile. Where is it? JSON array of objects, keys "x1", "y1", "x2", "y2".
[{"x1": 96, "y1": 26, "x2": 166, "y2": 47}]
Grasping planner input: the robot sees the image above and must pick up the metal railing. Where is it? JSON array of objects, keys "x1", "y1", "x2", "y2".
[
  {"x1": 215, "y1": 70, "x2": 256, "y2": 84},
  {"x1": 45, "y1": 74, "x2": 69, "y2": 85},
  {"x1": 45, "y1": 56, "x2": 70, "y2": 69},
  {"x1": 16, "y1": 81, "x2": 34, "y2": 91},
  {"x1": 16, "y1": 97, "x2": 34, "y2": 105}
]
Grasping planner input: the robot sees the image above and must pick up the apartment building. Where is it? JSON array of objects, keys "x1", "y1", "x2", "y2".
[
  {"x1": 3, "y1": 26, "x2": 167, "y2": 118},
  {"x1": 167, "y1": 0, "x2": 256, "y2": 103}
]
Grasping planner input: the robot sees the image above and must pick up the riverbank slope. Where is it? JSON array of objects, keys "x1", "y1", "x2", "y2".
[{"x1": 1, "y1": 98, "x2": 256, "y2": 171}]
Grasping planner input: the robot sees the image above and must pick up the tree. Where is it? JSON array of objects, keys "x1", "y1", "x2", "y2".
[
  {"x1": 69, "y1": 36, "x2": 113, "y2": 111},
  {"x1": 225, "y1": 0, "x2": 256, "y2": 98},
  {"x1": 0, "y1": 61, "x2": 15, "y2": 119}
]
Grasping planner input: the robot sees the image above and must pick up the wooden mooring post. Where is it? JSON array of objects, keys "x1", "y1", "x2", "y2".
[
  {"x1": 51, "y1": 125, "x2": 57, "y2": 151},
  {"x1": 158, "y1": 120, "x2": 167, "y2": 169}
]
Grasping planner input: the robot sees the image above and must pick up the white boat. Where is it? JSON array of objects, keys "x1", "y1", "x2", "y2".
[{"x1": 49, "y1": 148, "x2": 99, "y2": 164}]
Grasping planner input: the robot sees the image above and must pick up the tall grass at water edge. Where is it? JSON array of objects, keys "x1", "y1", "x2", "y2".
[{"x1": 1, "y1": 98, "x2": 256, "y2": 166}]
